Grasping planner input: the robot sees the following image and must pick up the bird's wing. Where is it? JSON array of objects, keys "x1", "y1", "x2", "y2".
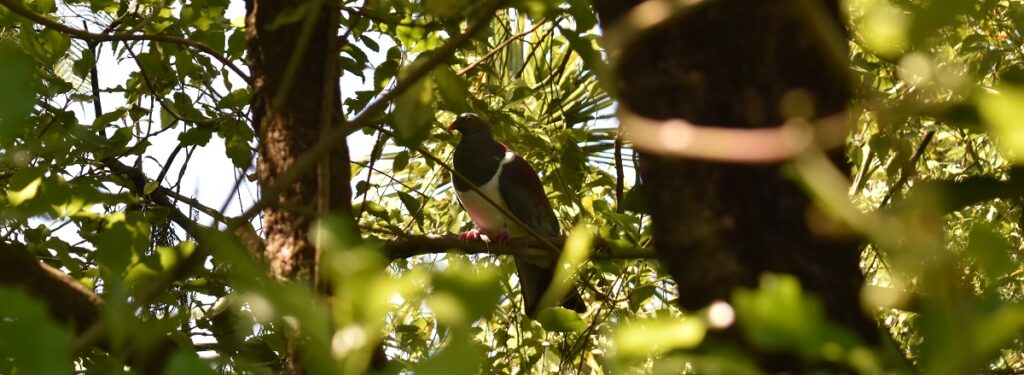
[
  {"x1": 497, "y1": 149, "x2": 585, "y2": 318},
  {"x1": 497, "y1": 152, "x2": 559, "y2": 237}
]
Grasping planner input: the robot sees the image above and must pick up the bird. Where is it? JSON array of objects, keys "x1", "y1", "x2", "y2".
[{"x1": 447, "y1": 113, "x2": 586, "y2": 318}]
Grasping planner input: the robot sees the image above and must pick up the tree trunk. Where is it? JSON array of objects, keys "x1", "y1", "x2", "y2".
[
  {"x1": 245, "y1": 0, "x2": 354, "y2": 372},
  {"x1": 592, "y1": 0, "x2": 879, "y2": 367}
]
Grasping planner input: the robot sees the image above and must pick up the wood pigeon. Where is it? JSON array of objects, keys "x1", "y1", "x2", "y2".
[{"x1": 448, "y1": 113, "x2": 586, "y2": 318}]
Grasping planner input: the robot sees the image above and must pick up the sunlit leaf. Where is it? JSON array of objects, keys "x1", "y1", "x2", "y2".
[
  {"x1": 978, "y1": 85, "x2": 1024, "y2": 163},
  {"x1": 536, "y1": 306, "x2": 585, "y2": 332},
  {"x1": 614, "y1": 316, "x2": 706, "y2": 357}
]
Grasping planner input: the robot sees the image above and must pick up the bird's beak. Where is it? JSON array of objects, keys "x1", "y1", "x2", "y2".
[{"x1": 446, "y1": 123, "x2": 458, "y2": 132}]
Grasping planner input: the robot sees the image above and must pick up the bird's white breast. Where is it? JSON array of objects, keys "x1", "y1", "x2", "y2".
[{"x1": 455, "y1": 152, "x2": 524, "y2": 236}]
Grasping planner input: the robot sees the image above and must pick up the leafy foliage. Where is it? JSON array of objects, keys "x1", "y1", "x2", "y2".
[{"x1": 0, "y1": 0, "x2": 1023, "y2": 373}]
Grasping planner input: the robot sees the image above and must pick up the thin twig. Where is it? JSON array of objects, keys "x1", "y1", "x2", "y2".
[
  {"x1": 879, "y1": 130, "x2": 936, "y2": 208},
  {"x1": 457, "y1": 18, "x2": 547, "y2": 76},
  {"x1": 614, "y1": 134, "x2": 624, "y2": 213}
]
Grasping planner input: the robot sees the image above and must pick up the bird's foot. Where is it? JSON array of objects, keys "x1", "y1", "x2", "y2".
[
  {"x1": 459, "y1": 228, "x2": 483, "y2": 242},
  {"x1": 492, "y1": 231, "x2": 511, "y2": 245}
]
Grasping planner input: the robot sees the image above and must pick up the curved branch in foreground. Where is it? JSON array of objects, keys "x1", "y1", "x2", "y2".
[
  {"x1": 0, "y1": 241, "x2": 177, "y2": 373},
  {"x1": 66, "y1": 158, "x2": 266, "y2": 356},
  {"x1": 381, "y1": 234, "x2": 655, "y2": 260},
  {"x1": 0, "y1": 0, "x2": 251, "y2": 83}
]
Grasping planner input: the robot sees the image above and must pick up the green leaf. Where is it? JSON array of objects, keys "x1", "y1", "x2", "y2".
[
  {"x1": 28, "y1": 0, "x2": 56, "y2": 13},
  {"x1": 92, "y1": 108, "x2": 128, "y2": 129},
  {"x1": 136, "y1": 51, "x2": 174, "y2": 82},
  {"x1": 430, "y1": 262, "x2": 503, "y2": 324},
  {"x1": 143, "y1": 181, "x2": 159, "y2": 195},
  {"x1": 359, "y1": 201, "x2": 389, "y2": 220},
  {"x1": 856, "y1": 0, "x2": 910, "y2": 57},
  {"x1": 0, "y1": 42, "x2": 37, "y2": 142},
  {"x1": 38, "y1": 28, "x2": 71, "y2": 64},
  {"x1": 558, "y1": 140, "x2": 585, "y2": 191},
  {"x1": 178, "y1": 127, "x2": 214, "y2": 146},
  {"x1": 967, "y1": 225, "x2": 1015, "y2": 282},
  {"x1": 218, "y1": 88, "x2": 251, "y2": 109},
  {"x1": 614, "y1": 316, "x2": 707, "y2": 357},
  {"x1": 392, "y1": 150, "x2": 410, "y2": 170},
  {"x1": 165, "y1": 351, "x2": 217, "y2": 375},
  {"x1": 539, "y1": 223, "x2": 591, "y2": 309},
  {"x1": 433, "y1": 66, "x2": 472, "y2": 114},
  {"x1": 6, "y1": 176, "x2": 43, "y2": 206},
  {"x1": 218, "y1": 120, "x2": 255, "y2": 168},
  {"x1": 93, "y1": 211, "x2": 151, "y2": 277},
  {"x1": 628, "y1": 284, "x2": 657, "y2": 311},
  {"x1": 909, "y1": 0, "x2": 974, "y2": 47},
  {"x1": 974, "y1": 304, "x2": 1024, "y2": 360},
  {"x1": 414, "y1": 333, "x2": 485, "y2": 375},
  {"x1": 393, "y1": 64, "x2": 435, "y2": 147},
  {"x1": 732, "y1": 274, "x2": 858, "y2": 358},
  {"x1": 226, "y1": 28, "x2": 246, "y2": 59},
  {"x1": 396, "y1": 191, "x2": 420, "y2": 214},
  {"x1": 0, "y1": 288, "x2": 74, "y2": 375},
  {"x1": 978, "y1": 85, "x2": 1024, "y2": 163},
  {"x1": 72, "y1": 48, "x2": 96, "y2": 79},
  {"x1": 536, "y1": 307, "x2": 585, "y2": 332}
]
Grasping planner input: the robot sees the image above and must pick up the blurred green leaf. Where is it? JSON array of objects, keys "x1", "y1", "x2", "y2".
[
  {"x1": 0, "y1": 288, "x2": 73, "y2": 375},
  {"x1": 539, "y1": 223, "x2": 591, "y2": 309},
  {"x1": 415, "y1": 333, "x2": 485, "y2": 375},
  {"x1": 393, "y1": 65, "x2": 435, "y2": 147},
  {"x1": 978, "y1": 85, "x2": 1024, "y2": 163},
  {"x1": 0, "y1": 42, "x2": 36, "y2": 142},
  {"x1": 434, "y1": 66, "x2": 472, "y2": 114},
  {"x1": 614, "y1": 316, "x2": 706, "y2": 357},
  {"x1": 536, "y1": 306, "x2": 585, "y2": 332},
  {"x1": 967, "y1": 224, "x2": 1015, "y2": 283},
  {"x1": 733, "y1": 274, "x2": 858, "y2": 359},
  {"x1": 431, "y1": 261, "x2": 502, "y2": 324},
  {"x1": 165, "y1": 351, "x2": 217, "y2": 375}
]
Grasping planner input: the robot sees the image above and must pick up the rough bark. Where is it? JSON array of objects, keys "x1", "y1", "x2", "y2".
[
  {"x1": 245, "y1": 0, "x2": 354, "y2": 372},
  {"x1": 246, "y1": 0, "x2": 352, "y2": 282},
  {"x1": 592, "y1": 0, "x2": 880, "y2": 367}
]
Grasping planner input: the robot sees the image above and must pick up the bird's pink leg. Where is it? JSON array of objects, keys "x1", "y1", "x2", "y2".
[
  {"x1": 492, "y1": 230, "x2": 511, "y2": 245},
  {"x1": 460, "y1": 228, "x2": 483, "y2": 241}
]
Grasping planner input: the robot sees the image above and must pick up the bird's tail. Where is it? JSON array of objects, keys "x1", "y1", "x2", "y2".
[{"x1": 515, "y1": 257, "x2": 587, "y2": 319}]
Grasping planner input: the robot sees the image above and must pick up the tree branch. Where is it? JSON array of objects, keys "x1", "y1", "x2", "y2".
[
  {"x1": 69, "y1": 158, "x2": 266, "y2": 356},
  {"x1": 879, "y1": 129, "x2": 935, "y2": 208},
  {"x1": 0, "y1": 241, "x2": 176, "y2": 373},
  {"x1": 0, "y1": 0, "x2": 251, "y2": 83},
  {"x1": 381, "y1": 234, "x2": 654, "y2": 260},
  {"x1": 895, "y1": 166, "x2": 1024, "y2": 214}
]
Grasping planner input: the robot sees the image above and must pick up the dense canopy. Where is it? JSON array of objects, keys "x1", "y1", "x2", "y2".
[{"x1": 1, "y1": 0, "x2": 1024, "y2": 373}]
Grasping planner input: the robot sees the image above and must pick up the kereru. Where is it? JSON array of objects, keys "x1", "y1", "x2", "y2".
[{"x1": 447, "y1": 113, "x2": 586, "y2": 318}]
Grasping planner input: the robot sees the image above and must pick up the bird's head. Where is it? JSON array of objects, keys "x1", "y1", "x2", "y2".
[{"x1": 447, "y1": 113, "x2": 492, "y2": 138}]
